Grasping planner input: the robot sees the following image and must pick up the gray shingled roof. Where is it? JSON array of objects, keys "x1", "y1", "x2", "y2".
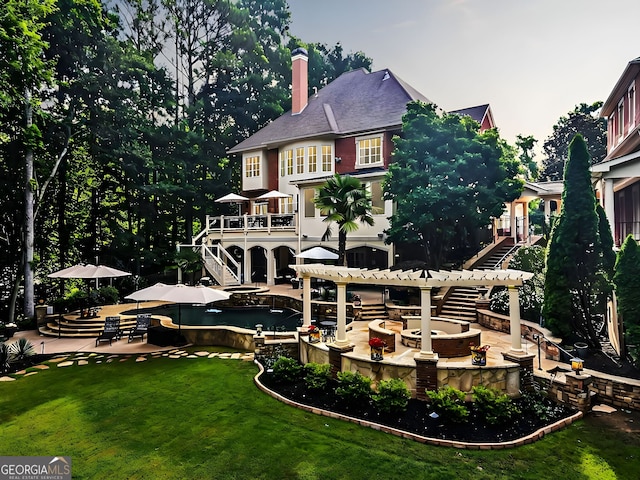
[
  {"x1": 228, "y1": 68, "x2": 431, "y2": 154},
  {"x1": 449, "y1": 104, "x2": 490, "y2": 124}
]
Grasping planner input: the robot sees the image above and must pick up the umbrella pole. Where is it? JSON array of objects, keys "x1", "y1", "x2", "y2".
[{"x1": 178, "y1": 304, "x2": 182, "y2": 334}]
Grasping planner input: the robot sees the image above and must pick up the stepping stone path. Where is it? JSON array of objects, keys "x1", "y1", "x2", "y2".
[{"x1": 2, "y1": 348, "x2": 255, "y2": 382}]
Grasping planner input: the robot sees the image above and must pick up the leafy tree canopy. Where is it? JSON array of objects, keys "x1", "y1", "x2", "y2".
[
  {"x1": 384, "y1": 101, "x2": 523, "y2": 269},
  {"x1": 540, "y1": 102, "x2": 607, "y2": 181}
]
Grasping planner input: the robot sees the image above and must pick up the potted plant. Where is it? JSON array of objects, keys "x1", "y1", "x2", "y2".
[
  {"x1": 470, "y1": 343, "x2": 490, "y2": 366},
  {"x1": 369, "y1": 337, "x2": 387, "y2": 361},
  {"x1": 308, "y1": 325, "x2": 321, "y2": 343}
]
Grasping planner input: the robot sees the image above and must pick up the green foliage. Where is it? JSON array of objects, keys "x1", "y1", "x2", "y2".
[
  {"x1": 471, "y1": 386, "x2": 520, "y2": 425},
  {"x1": 540, "y1": 102, "x2": 607, "y2": 181},
  {"x1": 314, "y1": 174, "x2": 377, "y2": 266},
  {"x1": 8, "y1": 338, "x2": 36, "y2": 363},
  {"x1": 303, "y1": 362, "x2": 332, "y2": 390},
  {"x1": 334, "y1": 371, "x2": 372, "y2": 404},
  {"x1": 491, "y1": 245, "x2": 546, "y2": 321},
  {"x1": 271, "y1": 356, "x2": 302, "y2": 383},
  {"x1": 425, "y1": 386, "x2": 469, "y2": 423},
  {"x1": 519, "y1": 389, "x2": 555, "y2": 422},
  {"x1": 372, "y1": 378, "x2": 411, "y2": 414},
  {"x1": 543, "y1": 134, "x2": 610, "y2": 346},
  {"x1": 385, "y1": 101, "x2": 523, "y2": 269},
  {"x1": 0, "y1": 344, "x2": 10, "y2": 374},
  {"x1": 91, "y1": 286, "x2": 119, "y2": 306},
  {"x1": 614, "y1": 235, "x2": 640, "y2": 364},
  {"x1": 516, "y1": 134, "x2": 538, "y2": 181}
]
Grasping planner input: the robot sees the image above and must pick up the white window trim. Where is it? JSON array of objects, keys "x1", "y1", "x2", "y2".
[
  {"x1": 628, "y1": 81, "x2": 636, "y2": 130},
  {"x1": 355, "y1": 134, "x2": 384, "y2": 168}
]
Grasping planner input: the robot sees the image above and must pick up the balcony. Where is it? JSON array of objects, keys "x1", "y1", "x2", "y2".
[{"x1": 195, "y1": 213, "x2": 297, "y2": 240}]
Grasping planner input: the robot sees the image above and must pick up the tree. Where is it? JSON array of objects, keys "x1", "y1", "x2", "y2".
[
  {"x1": 542, "y1": 134, "x2": 612, "y2": 347},
  {"x1": 613, "y1": 235, "x2": 640, "y2": 364},
  {"x1": 0, "y1": 0, "x2": 56, "y2": 319},
  {"x1": 515, "y1": 134, "x2": 538, "y2": 181},
  {"x1": 314, "y1": 174, "x2": 377, "y2": 266},
  {"x1": 540, "y1": 102, "x2": 607, "y2": 181},
  {"x1": 384, "y1": 101, "x2": 523, "y2": 269}
]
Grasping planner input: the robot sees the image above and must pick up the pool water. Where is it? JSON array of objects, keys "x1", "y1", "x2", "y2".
[{"x1": 126, "y1": 304, "x2": 303, "y2": 331}]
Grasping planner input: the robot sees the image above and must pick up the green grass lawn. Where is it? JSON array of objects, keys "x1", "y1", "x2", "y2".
[{"x1": 0, "y1": 352, "x2": 638, "y2": 480}]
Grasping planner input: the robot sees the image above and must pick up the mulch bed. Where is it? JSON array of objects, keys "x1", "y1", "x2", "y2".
[{"x1": 259, "y1": 371, "x2": 577, "y2": 443}]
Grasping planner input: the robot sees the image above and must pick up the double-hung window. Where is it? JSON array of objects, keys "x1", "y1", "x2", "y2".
[
  {"x1": 356, "y1": 135, "x2": 383, "y2": 167},
  {"x1": 245, "y1": 155, "x2": 260, "y2": 177}
]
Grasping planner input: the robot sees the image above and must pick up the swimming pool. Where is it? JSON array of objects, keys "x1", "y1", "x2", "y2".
[{"x1": 124, "y1": 304, "x2": 303, "y2": 331}]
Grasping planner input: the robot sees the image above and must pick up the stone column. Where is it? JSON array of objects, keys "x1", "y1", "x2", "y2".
[
  {"x1": 508, "y1": 285, "x2": 523, "y2": 351},
  {"x1": 414, "y1": 356, "x2": 439, "y2": 400},
  {"x1": 334, "y1": 281, "x2": 349, "y2": 347},
  {"x1": 302, "y1": 275, "x2": 312, "y2": 327},
  {"x1": 266, "y1": 248, "x2": 275, "y2": 286}
]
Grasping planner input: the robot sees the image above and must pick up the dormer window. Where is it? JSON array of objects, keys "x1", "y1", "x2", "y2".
[{"x1": 356, "y1": 135, "x2": 383, "y2": 167}]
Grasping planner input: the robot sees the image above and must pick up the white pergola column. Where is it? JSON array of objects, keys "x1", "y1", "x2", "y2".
[
  {"x1": 302, "y1": 275, "x2": 312, "y2": 327},
  {"x1": 334, "y1": 282, "x2": 349, "y2": 346},
  {"x1": 603, "y1": 178, "x2": 615, "y2": 241},
  {"x1": 418, "y1": 286, "x2": 437, "y2": 358},
  {"x1": 508, "y1": 285, "x2": 523, "y2": 351}
]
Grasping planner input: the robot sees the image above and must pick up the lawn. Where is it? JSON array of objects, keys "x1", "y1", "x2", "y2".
[{"x1": 0, "y1": 351, "x2": 638, "y2": 480}]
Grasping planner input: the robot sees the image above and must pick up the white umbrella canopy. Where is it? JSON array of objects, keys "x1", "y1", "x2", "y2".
[
  {"x1": 124, "y1": 282, "x2": 173, "y2": 302},
  {"x1": 158, "y1": 284, "x2": 231, "y2": 304},
  {"x1": 48, "y1": 263, "x2": 131, "y2": 279},
  {"x1": 48, "y1": 264, "x2": 90, "y2": 278},
  {"x1": 295, "y1": 246, "x2": 339, "y2": 260},
  {"x1": 215, "y1": 193, "x2": 249, "y2": 203},
  {"x1": 255, "y1": 190, "x2": 291, "y2": 200}
]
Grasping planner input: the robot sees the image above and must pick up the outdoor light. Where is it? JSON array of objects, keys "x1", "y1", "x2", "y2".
[
  {"x1": 255, "y1": 324, "x2": 263, "y2": 336},
  {"x1": 570, "y1": 357, "x2": 584, "y2": 374}
]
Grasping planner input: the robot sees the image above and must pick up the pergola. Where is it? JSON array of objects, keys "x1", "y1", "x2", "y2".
[{"x1": 292, "y1": 265, "x2": 534, "y2": 360}]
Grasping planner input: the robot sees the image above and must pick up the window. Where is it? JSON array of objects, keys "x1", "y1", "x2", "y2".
[
  {"x1": 357, "y1": 136, "x2": 382, "y2": 166},
  {"x1": 617, "y1": 100, "x2": 624, "y2": 138},
  {"x1": 280, "y1": 149, "x2": 293, "y2": 176},
  {"x1": 628, "y1": 83, "x2": 636, "y2": 129},
  {"x1": 304, "y1": 189, "x2": 315, "y2": 218},
  {"x1": 369, "y1": 180, "x2": 384, "y2": 211},
  {"x1": 279, "y1": 197, "x2": 293, "y2": 214},
  {"x1": 308, "y1": 146, "x2": 317, "y2": 173},
  {"x1": 254, "y1": 202, "x2": 267, "y2": 215},
  {"x1": 245, "y1": 155, "x2": 260, "y2": 177},
  {"x1": 296, "y1": 147, "x2": 304, "y2": 174},
  {"x1": 321, "y1": 145, "x2": 332, "y2": 172}
]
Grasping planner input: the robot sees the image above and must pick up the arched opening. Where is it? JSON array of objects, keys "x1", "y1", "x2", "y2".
[
  {"x1": 250, "y1": 246, "x2": 267, "y2": 283},
  {"x1": 347, "y1": 246, "x2": 388, "y2": 269},
  {"x1": 273, "y1": 245, "x2": 295, "y2": 284}
]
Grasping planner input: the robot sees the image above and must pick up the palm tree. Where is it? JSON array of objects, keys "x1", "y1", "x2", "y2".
[{"x1": 313, "y1": 174, "x2": 378, "y2": 266}]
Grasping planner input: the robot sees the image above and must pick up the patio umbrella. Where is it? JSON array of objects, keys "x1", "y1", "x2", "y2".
[
  {"x1": 124, "y1": 282, "x2": 174, "y2": 302},
  {"x1": 48, "y1": 264, "x2": 90, "y2": 278},
  {"x1": 215, "y1": 193, "x2": 249, "y2": 215},
  {"x1": 47, "y1": 264, "x2": 131, "y2": 279},
  {"x1": 255, "y1": 190, "x2": 291, "y2": 200},
  {"x1": 158, "y1": 284, "x2": 232, "y2": 333},
  {"x1": 295, "y1": 246, "x2": 339, "y2": 260}
]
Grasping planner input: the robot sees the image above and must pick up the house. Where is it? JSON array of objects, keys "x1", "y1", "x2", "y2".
[
  {"x1": 191, "y1": 48, "x2": 495, "y2": 286},
  {"x1": 593, "y1": 57, "x2": 640, "y2": 246}
]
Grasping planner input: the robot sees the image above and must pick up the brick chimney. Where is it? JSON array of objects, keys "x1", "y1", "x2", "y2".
[{"x1": 291, "y1": 47, "x2": 308, "y2": 115}]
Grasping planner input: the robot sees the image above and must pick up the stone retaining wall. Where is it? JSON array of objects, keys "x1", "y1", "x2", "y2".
[{"x1": 438, "y1": 364, "x2": 522, "y2": 396}]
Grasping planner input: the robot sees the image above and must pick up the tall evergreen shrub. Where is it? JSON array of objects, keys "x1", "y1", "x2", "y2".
[{"x1": 613, "y1": 235, "x2": 640, "y2": 363}]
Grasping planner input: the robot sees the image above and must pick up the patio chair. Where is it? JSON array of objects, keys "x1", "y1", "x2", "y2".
[
  {"x1": 95, "y1": 316, "x2": 120, "y2": 347},
  {"x1": 128, "y1": 314, "x2": 151, "y2": 343}
]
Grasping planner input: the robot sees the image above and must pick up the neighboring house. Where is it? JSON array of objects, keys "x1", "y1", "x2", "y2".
[
  {"x1": 450, "y1": 104, "x2": 496, "y2": 131},
  {"x1": 191, "y1": 48, "x2": 494, "y2": 286},
  {"x1": 593, "y1": 57, "x2": 640, "y2": 246}
]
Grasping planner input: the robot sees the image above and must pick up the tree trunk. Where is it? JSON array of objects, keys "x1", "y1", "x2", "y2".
[
  {"x1": 24, "y1": 87, "x2": 35, "y2": 319},
  {"x1": 338, "y1": 230, "x2": 347, "y2": 266}
]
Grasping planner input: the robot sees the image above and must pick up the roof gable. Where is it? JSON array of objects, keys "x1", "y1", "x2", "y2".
[{"x1": 228, "y1": 68, "x2": 431, "y2": 154}]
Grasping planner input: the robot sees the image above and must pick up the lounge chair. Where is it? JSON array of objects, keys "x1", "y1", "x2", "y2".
[
  {"x1": 95, "y1": 316, "x2": 120, "y2": 347},
  {"x1": 128, "y1": 314, "x2": 151, "y2": 343}
]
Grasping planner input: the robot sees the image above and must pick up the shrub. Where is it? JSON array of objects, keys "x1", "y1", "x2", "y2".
[
  {"x1": 304, "y1": 363, "x2": 332, "y2": 390},
  {"x1": 92, "y1": 286, "x2": 120, "y2": 306},
  {"x1": 372, "y1": 378, "x2": 411, "y2": 414},
  {"x1": 519, "y1": 389, "x2": 554, "y2": 422},
  {"x1": 271, "y1": 356, "x2": 302, "y2": 383},
  {"x1": 471, "y1": 385, "x2": 521, "y2": 425},
  {"x1": 255, "y1": 343, "x2": 291, "y2": 370},
  {"x1": 335, "y1": 371, "x2": 372, "y2": 404},
  {"x1": 8, "y1": 339, "x2": 36, "y2": 363},
  {"x1": 0, "y1": 344, "x2": 11, "y2": 374},
  {"x1": 425, "y1": 386, "x2": 469, "y2": 423}
]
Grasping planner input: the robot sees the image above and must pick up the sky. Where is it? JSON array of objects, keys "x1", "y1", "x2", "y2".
[{"x1": 286, "y1": 0, "x2": 640, "y2": 155}]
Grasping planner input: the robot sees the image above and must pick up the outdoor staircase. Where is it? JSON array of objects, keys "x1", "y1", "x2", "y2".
[
  {"x1": 39, "y1": 314, "x2": 137, "y2": 338},
  {"x1": 200, "y1": 244, "x2": 241, "y2": 287},
  {"x1": 359, "y1": 304, "x2": 389, "y2": 323},
  {"x1": 437, "y1": 240, "x2": 522, "y2": 322}
]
